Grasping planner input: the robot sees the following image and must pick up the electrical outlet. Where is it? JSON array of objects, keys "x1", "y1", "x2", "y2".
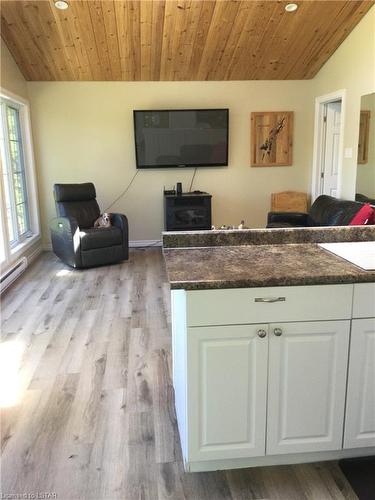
[{"x1": 344, "y1": 147, "x2": 353, "y2": 158}]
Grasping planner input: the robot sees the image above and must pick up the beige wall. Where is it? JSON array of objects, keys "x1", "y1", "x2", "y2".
[
  {"x1": 27, "y1": 81, "x2": 314, "y2": 243},
  {"x1": 0, "y1": 39, "x2": 43, "y2": 271},
  {"x1": 356, "y1": 93, "x2": 375, "y2": 198},
  {"x1": 1, "y1": 39, "x2": 28, "y2": 99},
  {"x1": 312, "y1": 6, "x2": 375, "y2": 200}
]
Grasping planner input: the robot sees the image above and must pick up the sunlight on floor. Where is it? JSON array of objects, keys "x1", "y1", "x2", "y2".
[
  {"x1": 0, "y1": 340, "x2": 24, "y2": 408},
  {"x1": 56, "y1": 269, "x2": 71, "y2": 277}
]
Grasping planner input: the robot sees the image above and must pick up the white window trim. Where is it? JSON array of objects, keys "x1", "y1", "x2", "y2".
[{"x1": 0, "y1": 88, "x2": 40, "y2": 266}]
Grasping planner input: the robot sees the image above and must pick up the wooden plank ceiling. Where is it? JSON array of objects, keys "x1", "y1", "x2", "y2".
[{"x1": 1, "y1": 0, "x2": 373, "y2": 81}]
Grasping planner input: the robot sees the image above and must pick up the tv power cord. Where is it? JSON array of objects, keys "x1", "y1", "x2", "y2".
[{"x1": 104, "y1": 170, "x2": 139, "y2": 212}]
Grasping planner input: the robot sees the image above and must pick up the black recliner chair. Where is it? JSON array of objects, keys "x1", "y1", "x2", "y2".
[
  {"x1": 267, "y1": 195, "x2": 365, "y2": 228},
  {"x1": 50, "y1": 183, "x2": 129, "y2": 268}
]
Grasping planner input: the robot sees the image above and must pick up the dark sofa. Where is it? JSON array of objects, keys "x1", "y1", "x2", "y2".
[
  {"x1": 356, "y1": 193, "x2": 375, "y2": 206},
  {"x1": 267, "y1": 195, "x2": 366, "y2": 228},
  {"x1": 50, "y1": 183, "x2": 129, "y2": 268}
]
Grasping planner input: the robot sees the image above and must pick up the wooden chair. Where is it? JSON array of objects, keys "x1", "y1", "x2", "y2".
[{"x1": 271, "y1": 191, "x2": 309, "y2": 213}]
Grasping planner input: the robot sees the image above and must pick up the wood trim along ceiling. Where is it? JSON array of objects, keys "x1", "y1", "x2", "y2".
[{"x1": 1, "y1": 0, "x2": 374, "y2": 81}]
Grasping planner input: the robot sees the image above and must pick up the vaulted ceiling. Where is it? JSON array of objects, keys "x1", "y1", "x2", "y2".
[{"x1": 1, "y1": 0, "x2": 373, "y2": 81}]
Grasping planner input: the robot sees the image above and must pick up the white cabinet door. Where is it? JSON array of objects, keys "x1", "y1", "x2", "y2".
[
  {"x1": 344, "y1": 318, "x2": 375, "y2": 449},
  {"x1": 267, "y1": 321, "x2": 350, "y2": 455},
  {"x1": 353, "y1": 283, "x2": 375, "y2": 319},
  {"x1": 187, "y1": 324, "x2": 268, "y2": 461}
]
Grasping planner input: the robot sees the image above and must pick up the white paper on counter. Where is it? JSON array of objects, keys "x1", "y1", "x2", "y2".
[{"x1": 318, "y1": 241, "x2": 375, "y2": 271}]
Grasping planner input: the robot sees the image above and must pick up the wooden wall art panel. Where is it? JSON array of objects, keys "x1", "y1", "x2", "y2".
[{"x1": 251, "y1": 111, "x2": 293, "y2": 167}]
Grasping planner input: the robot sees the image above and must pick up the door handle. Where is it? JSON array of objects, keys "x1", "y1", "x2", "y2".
[
  {"x1": 273, "y1": 328, "x2": 283, "y2": 336},
  {"x1": 254, "y1": 297, "x2": 286, "y2": 303},
  {"x1": 257, "y1": 329, "x2": 267, "y2": 338}
]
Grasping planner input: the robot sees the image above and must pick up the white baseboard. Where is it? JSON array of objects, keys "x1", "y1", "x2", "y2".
[
  {"x1": 129, "y1": 240, "x2": 162, "y2": 248},
  {"x1": 43, "y1": 240, "x2": 161, "y2": 250},
  {"x1": 27, "y1": 244, "x2": 44, "y2": 263}
]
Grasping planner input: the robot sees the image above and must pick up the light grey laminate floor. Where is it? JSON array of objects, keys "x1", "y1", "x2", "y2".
[{"x1": 0, "y1": 249, "x2": 358, "y2": 500}]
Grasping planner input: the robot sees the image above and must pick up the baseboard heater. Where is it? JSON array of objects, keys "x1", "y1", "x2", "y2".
[{"x1": 0, "y1": 256, "x2": 28, "y2": 293}]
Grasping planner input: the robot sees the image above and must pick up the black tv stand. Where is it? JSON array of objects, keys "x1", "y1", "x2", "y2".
[{"x1": 164, "y1": 192, "x2": 212, "y2": 231}]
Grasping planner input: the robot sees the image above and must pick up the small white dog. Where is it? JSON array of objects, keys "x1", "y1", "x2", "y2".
[{"x1": 94, "y1": 212, "x2": 112, "y2": 228}]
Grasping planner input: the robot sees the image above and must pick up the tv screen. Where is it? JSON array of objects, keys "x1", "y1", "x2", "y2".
[{"x1": 133, "y1": 109, "x2": 229, "y2": 168}]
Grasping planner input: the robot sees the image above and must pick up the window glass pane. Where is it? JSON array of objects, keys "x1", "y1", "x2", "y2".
[
  {"x1": 16, "y1": 203, "x2": 27, "y2": 235},
  {"x1": 9, "y1": 140, "x2": 22, "y2": 171},
  {"x1": 6, "y1": 106, "x2": 18, "y2": 141},
  {"x1": 13, "y1": 172, "x2": 27, "y2": 206}
]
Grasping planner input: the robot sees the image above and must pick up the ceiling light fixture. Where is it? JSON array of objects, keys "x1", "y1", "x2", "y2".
[
  {"x1": 285, "y1": 3, "x2": 298, "y2": 12},
  {"x1": 54, "y1": 0, "x2": 69, "y2": 9}
]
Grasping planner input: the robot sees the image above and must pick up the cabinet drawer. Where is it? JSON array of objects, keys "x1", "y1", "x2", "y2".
[
  {"x1": 186, "y1": 284, "x2": 353, "y2": 326},
  {"x1": 353, "y1": 283, "x2": 375, "y2": 318}
]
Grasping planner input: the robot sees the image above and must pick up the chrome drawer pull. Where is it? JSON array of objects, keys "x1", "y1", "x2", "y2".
[{"x1": 254, "y1": 297, "x2": 286, "y2": 303}]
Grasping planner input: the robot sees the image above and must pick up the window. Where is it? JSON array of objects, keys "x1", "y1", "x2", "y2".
[
  {"x1": 1, "y1": 99, "x2": 31, "y2": 247},
  {"x1": 0, "y1": 92, "x2": 39, "y2": 266}
]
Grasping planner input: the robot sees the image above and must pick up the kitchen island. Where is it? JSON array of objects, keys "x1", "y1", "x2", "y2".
[{"x1": 163, "y1": 227, "x2": 375, "y2": 472}]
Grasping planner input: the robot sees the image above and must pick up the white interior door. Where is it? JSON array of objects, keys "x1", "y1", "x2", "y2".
[{"x1": 321, "y1": 101, "x2": 341, "y2": 197}]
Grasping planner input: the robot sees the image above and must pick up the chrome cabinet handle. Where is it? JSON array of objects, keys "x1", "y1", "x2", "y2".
[
  {"x1": 257, "y1": 329, "x2": 267, "y2": 338},
  {"x1": 254, "y1": 297, "x2": 286, "y2": 303},
  {"x1": 274, "y1": 328, "x2": 283, "y2": 336}
]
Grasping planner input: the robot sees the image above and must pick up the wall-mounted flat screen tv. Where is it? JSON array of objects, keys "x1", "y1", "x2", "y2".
[{"x1": 133, "y1": 109, "x2": 229, "y2": 168}]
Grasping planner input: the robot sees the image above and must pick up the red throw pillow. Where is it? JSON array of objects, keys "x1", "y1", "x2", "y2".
[{"x1": 349, "y1": 203, "x2": 375, "y2": 225}]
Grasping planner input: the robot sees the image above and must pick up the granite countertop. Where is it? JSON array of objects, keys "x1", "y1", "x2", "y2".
[
  {"x1": 163, "y1": 243, "x2": 375, "y2": 290},
  {"x1": 162, "y1": 225, "x2": 375, "y2": 248}
]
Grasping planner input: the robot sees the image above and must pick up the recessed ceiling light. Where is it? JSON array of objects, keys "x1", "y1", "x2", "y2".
[
  {"x1": 54, "y1": 0, "x2": 69, "y2": 10},
  {"x1": 285, "y1": 3, "x2": 298, "y2": 12}
]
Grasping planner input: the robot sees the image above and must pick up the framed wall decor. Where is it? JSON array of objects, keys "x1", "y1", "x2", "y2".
[
  {"x1": 251, "y1": 111, "x2": 293, "y2": 167},
  {"x1": 357, "y1": 110, "x2": 370, "y2": 164}
]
